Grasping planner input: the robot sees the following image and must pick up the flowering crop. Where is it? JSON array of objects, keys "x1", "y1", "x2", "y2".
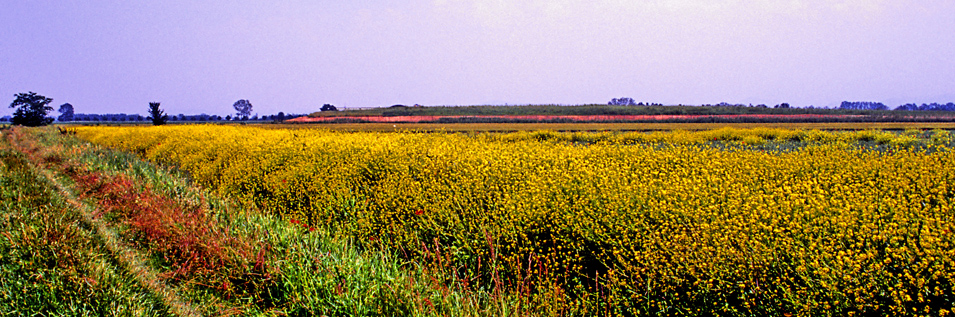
[{"x1": 74, "y1": 125, "x2": 955, "y2": 316}]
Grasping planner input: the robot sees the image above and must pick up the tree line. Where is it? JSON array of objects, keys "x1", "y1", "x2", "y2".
[
  {"x1": 3, "y1": 92, "x2": 305, "y2": 126},
  {"x1": 894, "y1": 102, "x2": 955, "y2": 111},
  {"x1": 610, "y1": 97, "x2": 955, "y2": 112},
  {"x1": 837, "y1": 101, "x2": 955, "y2": 111}
]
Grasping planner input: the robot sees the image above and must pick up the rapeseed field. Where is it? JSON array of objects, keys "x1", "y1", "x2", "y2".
[{"x1": 75, "y1": 126, "x2": 955, "y2": 316}]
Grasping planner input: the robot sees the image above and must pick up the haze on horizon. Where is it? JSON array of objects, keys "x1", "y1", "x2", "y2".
[{"x1": 2, "y1": 1, "x2": 954, "y2": 117}]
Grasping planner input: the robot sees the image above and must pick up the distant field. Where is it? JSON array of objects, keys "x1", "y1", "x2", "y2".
[
  {"x1": 267, "y1": 121, "x2": 955, "y2": 132},
  {"x1": 50, "y1": 119, "x2": 955, "y2": 132},
  {"x1": 291, "y1": 113, "x2": 873, "y2": 123},
  {"x1": 297, "y1": 105, "x2": 955, "y2": 125},
  {"x1": 306, "y1": 104, "x2": 955, "y2": 118}
]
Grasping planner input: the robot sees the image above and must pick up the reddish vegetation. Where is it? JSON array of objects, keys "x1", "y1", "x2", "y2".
[
  {"x1": 70, "y1": 171, "x2": 277, "y2": 302},
  {"x1": 5, "y1": 128, "x2": 278, "y2": 306},
  {"x1": 289, "y1": 114, "x2": 866, "y2": 123}
]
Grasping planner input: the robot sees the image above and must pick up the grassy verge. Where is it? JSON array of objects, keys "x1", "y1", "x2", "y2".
[{"x1": 0, "y1": 129, "x2": 169, "y2": 315}]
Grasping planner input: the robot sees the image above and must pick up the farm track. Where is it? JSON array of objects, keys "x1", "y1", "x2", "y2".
[{"x1": 4, "y1": 130, "x2": 202, "y2": 317}]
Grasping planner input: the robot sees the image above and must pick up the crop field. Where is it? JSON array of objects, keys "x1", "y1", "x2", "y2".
[
  {"x1": 302, "y1": 104, "x2": 955, "y2": 118},
  {"x1": 46, "y1": 125, "x2": 952, "y2": 316},
  {"x1": 267, "y1": 121, "x2": 955, "y2": 133}
]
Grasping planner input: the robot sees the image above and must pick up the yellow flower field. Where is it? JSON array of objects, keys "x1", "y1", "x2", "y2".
[{"x1": 74, "y1": 125, "x2": 954, "y2": 315}]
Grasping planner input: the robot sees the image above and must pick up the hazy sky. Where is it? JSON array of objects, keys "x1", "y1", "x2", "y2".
[{"x1": 3, "y1": 1, "x2": 954, "y2": 116}]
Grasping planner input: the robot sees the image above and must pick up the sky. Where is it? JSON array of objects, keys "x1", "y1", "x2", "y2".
[{"x1": 2, "y1": 1, "x2": 954, "y2": 116}]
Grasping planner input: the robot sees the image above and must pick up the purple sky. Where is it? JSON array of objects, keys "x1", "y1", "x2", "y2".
[{"x1": 3, "y1": 1, "x2": 954, "y2": 116}]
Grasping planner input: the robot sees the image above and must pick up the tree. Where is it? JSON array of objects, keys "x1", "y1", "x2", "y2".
[
  {"x1": 233, "y1": 99, "x2": 253, "y2": 117},
  {"x1": 321, "y1": 104, "x2": 338, "y2": 111},
  {"x1": 277, "y1": 112, "x2": 286, "y2": 121},
  {"x1": 608, "y1": 97, "x2": 637, "y2": 106},
  {"x1": 840, "y1": 101, "x2": 887, "y2": 110},
  {"x1": 147, "y1": 102, "x2": 168, "y2": 125},
  {"x1": 9, "y1": 92, "x2": 54, "y2": 126},
  {"x1": 57, "y1": 103, "x2": 75, "y2": 122}
]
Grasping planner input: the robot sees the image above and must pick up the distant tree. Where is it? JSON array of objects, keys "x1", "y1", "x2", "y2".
[
  {"x1": 225, "y1": 115, "x2": 232, "y2": 121},
  {"x1": 840, "y1": 101, "x2": 887, "y2": 110},
  {"x1": 608, "y1": 97, "x2": 637, "y2": 106},
  {"x1": 57, "y1": 103, "x2": 75, "y2": 122},
  {"x1": 277, "y1": 112, "x2": 286, "y2": 120},
  {"x1": 147, "y1": 102, "x2": 168, "y2": 125},
  {"x1": 9, "y1": 92, "x2": 55, "y2": 126},
  {"x1": 774, "y1": 103, "x2": 791, "y2": 109},
  {"x1": 321, "y1": 104, "x2": 338, "y2": 111},
  {"x1": 233, "y1": 99, "x2": 253, "y2": 117}
]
